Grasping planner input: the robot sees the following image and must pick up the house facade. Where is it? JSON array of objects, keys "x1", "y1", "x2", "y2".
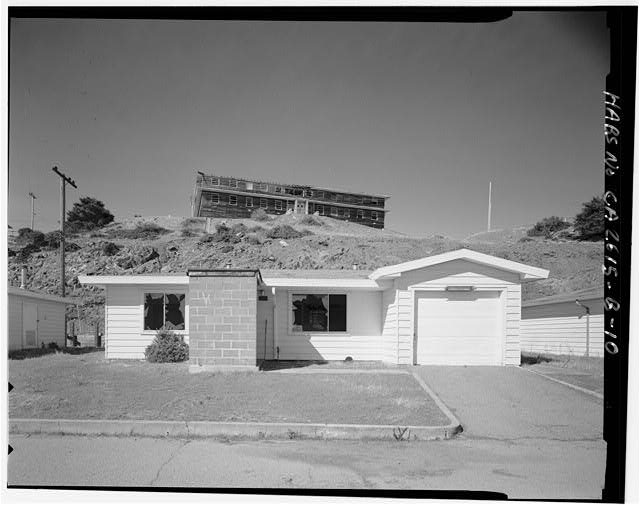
[
  {"x1": 191, "y1": 173, "x2": 390, "y2": 229},
  {"x1": 8, "y1": 287, "x2": 72, "y2": 351},
  {"x1": 521, "y1": 286, "x2": 604, "y2": 357},
  {"x1": 79, "y1": 249, "x2": 549, "y2": 368}
]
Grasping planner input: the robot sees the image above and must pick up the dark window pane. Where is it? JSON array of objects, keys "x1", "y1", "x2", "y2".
[
  {"x1": 144, "y1": 293, "x2": 164, "y2": 330},
  {"x1": 292, "y1": 294, "x2": 328, "y2": 332},
  {"x1": 164, "y1": 293, "x2": 185, "y2": 330},
  {"x1": 329, "y1": 295, "x2": 347, "y2": 331}
]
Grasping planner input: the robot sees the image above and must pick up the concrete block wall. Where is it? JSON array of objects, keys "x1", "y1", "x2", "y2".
[{"x1": 188, "y1": 271, "x2": 258, "y2": 370}]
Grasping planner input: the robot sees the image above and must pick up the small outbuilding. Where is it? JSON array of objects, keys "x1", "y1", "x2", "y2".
[
  {"x1": 8, "y1": 286, "x2": 73, "y2": 351},
  {"x1": 79, "y1": 248, "x2": 549, "y2": 368},
  {"x1": 521, "y1": 286, "x2": 604, "y2": 357}
]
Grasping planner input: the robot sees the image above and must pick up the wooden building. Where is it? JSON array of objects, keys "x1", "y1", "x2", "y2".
[{"x1": 191, "y1": 173, "x2": 390, "y2": 229}]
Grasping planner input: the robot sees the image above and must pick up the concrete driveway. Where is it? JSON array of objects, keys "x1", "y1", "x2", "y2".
[{"x1": 412, "y1": 365, "x2": 603, "y2": 440}]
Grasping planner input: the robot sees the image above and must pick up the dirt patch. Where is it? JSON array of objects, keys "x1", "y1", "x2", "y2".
[{"x1": 9, "y1": 353, "x2": 449, "y2": 426}]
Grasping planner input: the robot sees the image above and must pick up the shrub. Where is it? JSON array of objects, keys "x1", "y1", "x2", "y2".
[
  {"x1": 43, "y1": 230, "x2": 63, "y2": 249},
  {"x1": 67, "y1": 196, "x2": 114, "y2": 231},
  {"x1": 107, "y1": 222, "x2": 170, "y2": 240},
  {"x1": 299, "y1": 215, "x2": 323, "y2": 226},
  {"x1": 181, "y1": 218, "x2": 205, "y2": 235},
  {"x1": 251, "y1": 208, "x2": 270, "y2": 221},
  {"x1": 101, "y1": 241, "x2": 120, "y2": 256},
  {"x1": 266, "y1": 225, "x2": 312, "y2": 240},
  {"x1": 144, "y1": 330, "x2": 189, "y2": 363},
  {"x1": 526, "y1": 216, "x2": 570, "y2": 238},
  {"x1": 574, "y1": 196, "x2": 604, "y2": 241},
  {"x1": 16, "y1": 228, "x2": 45, "y2": 248}
]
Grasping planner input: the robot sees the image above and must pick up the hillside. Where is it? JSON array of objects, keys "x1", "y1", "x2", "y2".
[{"x1": 8, "y1": 214, "x2": 603, "y2": 334}]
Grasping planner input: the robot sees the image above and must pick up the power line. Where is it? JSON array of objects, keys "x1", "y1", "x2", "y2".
[{"x1": 51, "y1": 166, "x2": 77, "y2": 299}]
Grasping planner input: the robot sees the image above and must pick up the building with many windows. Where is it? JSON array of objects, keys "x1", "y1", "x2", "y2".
[{"x1": 191, "y1": 173, "x2": 390, "y2": 229}]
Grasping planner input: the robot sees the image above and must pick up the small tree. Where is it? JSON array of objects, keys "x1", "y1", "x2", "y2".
[
  {"x1": 574, "y1": 196, "x2": 604, "y2": 241},
  {"x1": 66, "y1": 196, "x2": 114, "y2": 231},
  {"x1": 526, "y1": 216, "x2": 570, "y2": 238},
  {"x1": 144, "y1": 330, "x2": 189, "y2": 363}
]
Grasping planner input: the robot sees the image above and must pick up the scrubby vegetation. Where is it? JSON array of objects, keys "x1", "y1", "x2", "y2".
[
  {"x1": 66, "y1": 196, "x2": 114, "y2": 232},
  {"x1": 526, "y1": 216, "x2": 570, "y2": 238},
  {"x1": 574, "y1": 197, "x2": 604, "y2": 241},
  {"x1": 251, "y1": 208, "x2": 270, "y2": 221},
  {"x1": 106, "y1": 222, "x2": 171, "y2": 240},
  {"x1": 145, "y1": 330, "x2": 189, "y2": 363},
  {"x1": 299, "y1": 215, "x2": 324, "y2": 226},
  {"x1": 266, "y1": 224, "x2": 313, "y2": 240}
]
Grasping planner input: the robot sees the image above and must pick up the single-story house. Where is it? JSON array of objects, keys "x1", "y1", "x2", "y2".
[
  {"x1": 78, "y1": 248, "x2": 549, "y2": 369},
  {"x1": 8, "y1": 286, "x2": 73, "y2": 351},
  {"x1": 521, "y1": 286, "x2": 604, "y2": 357}
]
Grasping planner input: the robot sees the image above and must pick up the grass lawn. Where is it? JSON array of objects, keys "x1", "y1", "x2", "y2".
[
  {"x1": 521, "y1": 352, "x2": 604, "y2": 395},
  {"x1": 9, "y1": 352, "x2": 449, "y2": 426}
]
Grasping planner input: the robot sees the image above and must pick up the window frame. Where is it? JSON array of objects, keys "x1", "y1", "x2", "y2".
[
  {"x1": 229, "y1": 195, "x2": 238, "y2": 206},
  {"x1": 246, "y1": 197, "x2": 253, "y2": 208},
  {"x1": 344, "y1": 209, "x2": 350, "y2": 218},
  {"x1": 316, "y1": 191, "x2": 325, "y2": 199},
  {"x1": 330, "y1": 207, "x2": 338, "y2": 217},
  {"x1": 275, "y1": 200, "x2": 283, "y2": 210},
  {"x1": 357, "y1": 209, "x2": 364, "y2": 219},
  {"x1": 288, "y1": 291, "x2": 349, "y2": 335},
  {"x1": 210, "y1": 193, "x2": 220, "y2": 204},
  {"x1": 260, "y1": 198, "x2": 268, "y2": 209},
  {"x1": 372, "y1": 211, "x2": 378, "y2": 221},
  {"x1": 141, "y1": 289, "x2": 188, "y2": 334}
]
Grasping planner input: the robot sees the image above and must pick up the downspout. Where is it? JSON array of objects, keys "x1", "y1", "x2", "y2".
[
  {"x1": 395, "y1": 288, "x2": 400, "y2": 365},
  {"x1": 272, "y1": 287, "x2": 278, "y2": 360}
]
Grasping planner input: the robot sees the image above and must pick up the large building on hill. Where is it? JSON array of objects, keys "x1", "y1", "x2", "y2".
[{"x1": 191, "y1": 173, "x2": 390, "y2": 229}]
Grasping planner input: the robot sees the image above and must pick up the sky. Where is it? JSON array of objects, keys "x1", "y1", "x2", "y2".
[{"x1": 7, "y1": 10, "x2": 609, "y2": 238}]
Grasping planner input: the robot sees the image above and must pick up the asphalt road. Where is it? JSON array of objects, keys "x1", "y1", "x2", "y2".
[{"x1": 7, "y1": 366, "x2": 605, "y2": 500}]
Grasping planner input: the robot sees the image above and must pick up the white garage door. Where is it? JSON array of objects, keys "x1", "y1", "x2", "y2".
[{"x1": 415, "y1": 291, "x2": 502, "y2": 366}]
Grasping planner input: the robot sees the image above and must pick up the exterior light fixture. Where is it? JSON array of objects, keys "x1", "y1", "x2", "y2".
[{"x1": 445, "y1": 286, "x2": 475, "y2": 292}]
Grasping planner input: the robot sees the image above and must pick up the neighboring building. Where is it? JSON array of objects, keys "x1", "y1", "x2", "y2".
[
  {"x1": 8, "y1": 287, "x2": 73, "y2": 351},
  {"x1": 521, "y1": 286, "x2": 604, "y2": 357},
  {"x1": 79, "y1": 249, "x2": 549, "y2": 368},
  {"x1": 191, "y1": 173, "x2": 390, "y2": 229}
]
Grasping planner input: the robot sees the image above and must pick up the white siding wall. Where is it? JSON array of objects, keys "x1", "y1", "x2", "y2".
[
  {"x1": 380, "y1": 288, "x2": 398, "y2": 363},
  {"x1": 8, "y1": 294, "x2": 67, "y2": 350},
  {"x1": 274, "y1": 289, "x2": 382, "y2": 361},
  {"x1": 105, "y1": 285, "x2": 189, "y2": 360},
  {"x1": 521, "y1": 299, "x2": 604, "y2": 357},
  {"x1": 8, "y1": 295, "x2": 23, "y2": 351},
  {"x1": 394, "y1": 260, "x2": 522, "y2": 366}
]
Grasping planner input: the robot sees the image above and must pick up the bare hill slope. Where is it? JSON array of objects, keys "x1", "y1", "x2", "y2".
[{"x1": 8, "y1": 214, "x2": 602, "y2": 333}]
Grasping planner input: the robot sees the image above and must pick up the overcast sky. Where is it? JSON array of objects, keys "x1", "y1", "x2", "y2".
[{"x1": 7, "y1": 10, "x2": 609, "y2": 238}]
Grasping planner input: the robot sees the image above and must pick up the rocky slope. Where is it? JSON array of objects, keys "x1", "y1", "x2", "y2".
[{"x1": 8, "y1": 214, "x2": 603, "y2": 335}]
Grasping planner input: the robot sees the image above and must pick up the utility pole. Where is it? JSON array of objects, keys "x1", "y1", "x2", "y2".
[
  {"x1": 487, "y1": 181, "x2": 492, "y2": 232},
  {"x1": 51, "y1": 167, "x2": 77, "y2": 298},
  {"x1": 28, "y1": 192, "x2": 37, "y2": 230}
]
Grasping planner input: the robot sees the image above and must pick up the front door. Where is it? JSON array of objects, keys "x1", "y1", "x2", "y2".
[{"x1": 23, "y1": 302, "x2": 38, "y2": 348}]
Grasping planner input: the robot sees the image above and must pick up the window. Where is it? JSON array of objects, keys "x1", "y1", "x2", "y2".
[
  {"x1": 237, "y1": 181, "x2": 246, "y2": 190},
  {"x1": 357, "y1": 209, "x2": 364, "y2": 219},
  {"x1": 246, "y1": 197, "x2": 253, "y2": 207},
  {"x1": 291, "y1": 294, "x2": 347, "y2": 332},
  {"x1": 372, "y1": 211, "x2": 378, "y2": 221},
  {"x1": 336, "y1": 194, "x2": 343, "y2": 202},
  {"x1": 210, "y1": 193, "x2": 220, "y2": 204},
  {"x1": 144, "y1": 293, "x2": 185, "y2": 331},
  {"x1": 275, "y1": 200, "x2": 283, "y2": 210},
  {"x1": 316, "y1": 205, "x2": 324, "y2": 215},
  {"x1": 370, "y1": 198, "x2": 379, "y2": 206},
  {"x1": 275, "y1": 187, "x2": 282, "y2": 193},
  {"x1": 211, "y1": 177, "x2": 219, "y2": 185},
  {"x1": 316, "y1": 191, "x2": 325, "y2": 199},
  {"x1": 260, "y1": 198, "x2": 268, "y2": 209},
  {"x1": 344, "y1": 209, "x2": 350, "y2": 218},
  {"x1": 330, "y1": 207, "x2": 338, "y2": 217},
  {"x1": 259, "y1": 183, "x2": 268, "y2": 191},
  {"x1": 229, "y1": 179, "x2": 237, "y2": 188},
  {"x1": 229, "y1": 195, "x2": 237, "y2": 206},
  {"x1": 303, "y1": 190, "x2": 312, "y2": 198}
]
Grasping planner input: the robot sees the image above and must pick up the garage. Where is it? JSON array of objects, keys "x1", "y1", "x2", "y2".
[{"x1": 415, "y1": 290, "x2": 502, "y2": 366}]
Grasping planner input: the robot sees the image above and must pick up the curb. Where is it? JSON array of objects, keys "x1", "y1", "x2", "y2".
[
  {"x1": 410, "y1": 371, "x2": 463, "y2": 435},
  {"x1": 519, "y1": 367, "x2": 604, "y2": 400},
  {"x1": 10, "y1": 418, "x2": 459, "y2": 441}
]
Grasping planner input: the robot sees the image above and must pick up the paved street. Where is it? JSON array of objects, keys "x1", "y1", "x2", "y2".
[{"x1": 8, "y1": 366, "x2": 606, "y2": 500}]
